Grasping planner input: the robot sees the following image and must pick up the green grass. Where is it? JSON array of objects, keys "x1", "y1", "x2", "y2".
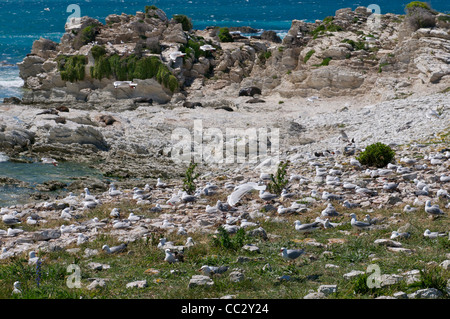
[
  {"x1": 313, "y1": 57, "x2": 332, "y2": 67},
  {"x1": 1, "y1": 187, "x2": 449, "y2": 299},
  {"x1": 303, "y1": 49, "x2": 315, "y2": 63}
]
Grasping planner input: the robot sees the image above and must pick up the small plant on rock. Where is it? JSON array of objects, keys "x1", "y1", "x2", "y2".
[
  {"x1": 182, "y1": 162, "x2": 200, "y2": 195},
  {"x1": 218, "y1": 27, "x2": 234, "y2": 43},
  {"x1": 267, "y1": 161, "x2": 289, "y2": 195},
  {"x1": 356, "y1": 142, "x2": 395, "y2": 168}
]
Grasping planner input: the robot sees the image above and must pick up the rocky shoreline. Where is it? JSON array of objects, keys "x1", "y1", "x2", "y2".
[{"x1": 0, "y1": 4, "x2": 449, "y2": 192}]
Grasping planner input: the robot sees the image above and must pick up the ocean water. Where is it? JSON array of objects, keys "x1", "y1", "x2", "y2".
[
  {"x1": 0, "y1": 159, "x2": 105, "y2": 206},
  {"x1": 0, "y1": 0, "x2": 449, "y2": 101}
]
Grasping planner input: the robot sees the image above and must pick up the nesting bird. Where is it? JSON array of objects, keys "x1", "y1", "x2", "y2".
[
  {"x1": 294, "y1": 220, "x2": 320, "y2": 233},
  {"x1": 280, "y1": 247, "x2": 305, "y2": 261},
  {"x1": 424, "y1": 200, "x2": 445, "y2": 217},
  {"x1": 102, "y1": 243, "x2": 127, "y2": 254}
]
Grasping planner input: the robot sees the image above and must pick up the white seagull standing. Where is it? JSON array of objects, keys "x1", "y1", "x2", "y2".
[{"x1": 424, "y1": 200, "x2": 445, "y2": 217}]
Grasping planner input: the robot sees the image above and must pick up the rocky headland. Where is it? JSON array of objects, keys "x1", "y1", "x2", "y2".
[{"x1": 1, "y1": 4, "x2": 449, "y2": 189}]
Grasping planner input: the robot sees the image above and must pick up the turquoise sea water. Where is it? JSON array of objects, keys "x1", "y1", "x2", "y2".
[{"x1": 0, "y1": 159, "x2": 105, "y2": 206}]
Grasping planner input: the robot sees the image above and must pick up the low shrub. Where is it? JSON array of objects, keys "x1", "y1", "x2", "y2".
[
  {"x1": 405, "y1": 1, "x2": 436, "y2": 30},
  {"x1": 173, "y1": 14, "x2": 193, "y2": 31},
  {"x1": 218, "y1": 27, "x2": 233, "y2": 42},
  {"x1": 356, "y1": 142, "x2": 395, "y2": 168}
]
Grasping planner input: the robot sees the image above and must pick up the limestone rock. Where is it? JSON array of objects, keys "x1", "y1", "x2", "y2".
[{"x1": 188, "y1": 275, "x2": 214, "y2": 288}]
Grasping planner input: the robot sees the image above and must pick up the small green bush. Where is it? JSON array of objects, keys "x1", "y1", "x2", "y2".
[
  {"x1": 210, "y1": 227, "x2": 248, "y2": 251},
  {"x1": 90, "y1": 45, "x2": 107, "y2": 60},
  {"x1": 173, "y1": 14, "x2": 193, "y2": 31},
  {"x1": 405, "y1": 1, "x2": 436, "y2": 30},
  {"x1": 267, "y1": 161, "x2": 289, "y2": 195},
  {"x1": 405, "y1": 1, "x2": 431, "y2": 10},
  {"x1": 303, "y1": 49, "x2": 315, "y2": 63},
  {"x1": 182, "y1": 162, "x2": 199, "y2": 195},
  {"x1": 145, "y1": 5, "x2": 158, "y2": 13},
  {"x1": 356, "y1": 142, "x2": 395, "y2": 168},
  {"x1": 218, "y1": 27, "x2": 234, "y2": 42},
  {"x1": 80, "y1": 25, "x2": 98, "y2": 45},
  {"x1": 408, "y1": 268, "x2": 448, "y2": 295}
]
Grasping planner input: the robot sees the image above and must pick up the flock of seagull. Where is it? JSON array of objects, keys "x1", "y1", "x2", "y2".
[{"x1": 2, "y1": 142, "x2": 450, "y2": 294}]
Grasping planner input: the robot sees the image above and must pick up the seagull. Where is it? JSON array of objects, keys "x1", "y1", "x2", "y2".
[
  {"x1": 26, "y1": 216, "x2": 38, "y2": 225},
  {"x1": 321, "y1": 203, "x2": 339, "y2": 217},
  {"x1": 77, "y1": 233, "x2": 89, "y2": 245},
  {"x1": 202, "y1": 183, "x2": 219, "y2": 196},
  {"x1": 440, "y1": 174, "x2": 450, "y2": 183},
  {"x1": 437, "y1": 189, "x2": 449, "y2": 199},
  {"x1": 403, "y1": 205, "x2": 417, "y2": 213},
  {"x1": 349, "y1": 213, "x2": 372, "y2": 231},
  {"x1": 157, "y1": 238, "x2": 174, "y2": 249},
  {"x1": 227, "y1": 182, "x2": 266, "y2": 206},
  {"x1": 277, "y1": 205, "x2": 294, "y2": 215},
  {"x1": 12, "y1": 282, "x2": 21, "y2": 295},
  {"x1": 7, "y1": 228, "x2": 24, "y2": 237},
  {"x1": 281, "y1": 189, "x2": 295, "y2": 199},
  {"x1": 128, "y1": 213, "x2": 141, "y2": 221},
  {"x1": 259, "y1": 189, "x2": 278, "y2": 201},
  {"x1": 167, "y1": 190, "x2": 183, "y2": 206},
  {"x1": 383, "y1": 182, "x2": 399, "y2": 192},
  {"x1": 28, "y1": 251, "x2": 40, "y2": 265},
  {"x1": 156, "y1": 178, "x2": 167, "y2": 188},
  {"x1": 390, "y1": 231, "x2": 410, "y2": 240},
  {"x1": 343, "y1": 182, "x2": 357, "y2": 189},
  {"x1": 177, "y1": 226, "x2": 188, "y2": 236},
  {"x1": 110, "y1": 207, "x2": 120, "y2": 218},
  {"x1": 2, "y1": 214, "x2": 21, "y2": 225},
  {"x1": 60, "y1": 207, "x2": 73, "y2": 219},
  {"x1": 164, "y1": 249, "x2": 178, "y2": 263},
  {"x1": 322, "y1": 191, "x2": 343, "y2": 201},
  {"x1": 83, "y1": 188, "x2": 96, "y2": 202},
  {"x1": 181, "y1": 191, "x2": 197, "y2": 203},
  {"x1": 112, "y1": 220, "x2": 131, "y2": 229},
  {"x1": 424, "y1": 200, "x2": 445, "y2": 217},
  {"x1": 350, "y1": 158, "x2": 361, "y2": 167},
  {"x1": 364, "y1": 214, "x2": 385, "y2": 225},
  {"x1": 102, "y1": 243, "x2": 127, "y2": 254},
  {"x1": 169, "y1": 51, "x2": 186, "y2": 61},
  {"x1": 41, "y1": 157, "x2": 58, "y2": 166},
  {"x1": 200, "y1": 44, "x2": 216, "y2": 51},
  {"x1": 205, "y1": 204, "x2": 219, "y2": 214},
  {"x1": 185, "y1": 237, "x2": 195, "y2": 247},
  {"x1": 342, "y1": 200, "x2": 359, "y2": 209},
  {"x1": 294, "y1": 220, "x2": 320, "y2": 233},
  {"x1": 280, "y1": 247, "x2": 305, "y2": 261},
  {"x1": 423, "y1": 229, "x2": 447, "y2": 238},
  {"x1": 108, "y1": 183, "x2": 122, "y2": 197},
  {"x1": 150, "y1": 204, "x2": 162, "y2": 213},
  {"x1": 199, "y1": 265, "x2": 229, "y2": 276}
]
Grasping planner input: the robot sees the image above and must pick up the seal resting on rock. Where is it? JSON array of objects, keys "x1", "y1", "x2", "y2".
[{"x1": 98, "y1": 115, "x2": 117, "y2": 126}]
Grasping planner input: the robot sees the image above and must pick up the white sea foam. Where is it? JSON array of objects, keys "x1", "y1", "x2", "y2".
[
  {"x1": 0, "y1": 153, "x2": 9, "y2": 162},
  {"x1": 0, "y1": 79, "x2": 24, "y2": 88}
]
